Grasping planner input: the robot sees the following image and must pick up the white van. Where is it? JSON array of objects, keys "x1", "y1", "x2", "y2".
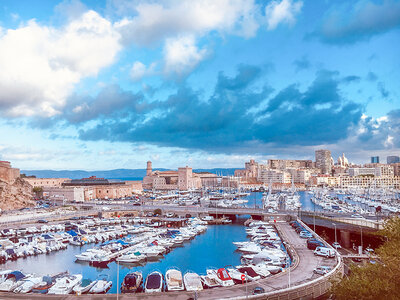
[{"x1": 314, "y1": 247, "x2": 336, "y2": 258}]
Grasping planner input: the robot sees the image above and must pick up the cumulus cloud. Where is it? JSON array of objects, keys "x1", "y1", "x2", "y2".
[
  {"x1": 115, "y1": 0, "x2": 260, "y2": 46},
  {"x1": 130, "y1": 61, "x2": 157, "y2": 81},
  {"x1": 0, "y1": 10, "x2": 121, "y2": 117},
  {"x1": 75, "y1": 67, "x2": 364, "y2": 153},
  {"x1": 265, "y1": 0, "x2": 303, "y2": 30},
  {"x1": 293, "y1": 55, "x2": 311, "y2": 72},
  {"x1": 317, "y1": 0, "x2": 400, "y2": 44},
  {"x1": 163, "y1": 35, "x2": 207, "y2": 76}
]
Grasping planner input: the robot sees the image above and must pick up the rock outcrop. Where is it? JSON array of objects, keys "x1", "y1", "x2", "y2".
[{"x1": 0, "y1": 177, "x2": 34, "y2": 210}]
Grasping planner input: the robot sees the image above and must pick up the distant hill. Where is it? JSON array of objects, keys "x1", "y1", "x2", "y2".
[{"x1": 22, "y1": 168, "x2": 239, "y2": 180}]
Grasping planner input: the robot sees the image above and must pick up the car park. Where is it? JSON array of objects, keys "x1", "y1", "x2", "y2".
[{"x1": 313, "y1": 266, "x2": 332, "y2": 275}]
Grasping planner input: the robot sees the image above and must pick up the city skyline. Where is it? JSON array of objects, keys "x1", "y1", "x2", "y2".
[{"x1": 0, "y1": 0, "x2": 399, "y2": 170}]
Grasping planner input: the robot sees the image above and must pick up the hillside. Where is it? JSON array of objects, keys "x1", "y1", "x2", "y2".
[{"x1": 0, "y1": 177, "x2": 34, "y2": 210}]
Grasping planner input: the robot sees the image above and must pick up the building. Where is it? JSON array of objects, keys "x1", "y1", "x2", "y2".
[
  {"x1": 234, "y1": 159, "x2": 259, "y2": 180},
  {"x1": 337, "y1": 153, "x2": 349, "y2": 167},
  {"x1": 24, "y1": 178, "x2": 69, "y2": 188},
  {"x1": 315, "y1": 150, "x2": 333, "y2": 175},
  {"x1": 348, "y1": 167, "x2": 376, "y2": 177},
  {"x1": 258, "y1": 169, "x2": 291, "y2": 184},
  {"x1": 61, "y1": 176, "x2": 136, "y2": 200},
  {"x1": 371, "y1": 156, "x2": 380, "y2": 164},
  {"x1": 392, "y1": 163, "x2": 400, "y2": 176},
  {"x1": 340, "y1": 175, "x2": 400, "y2": 189},
  {"x1": 143, "y1": 162, "x2": 202, "y2": 190},
  {"x1": 0, "y1": 161, "x2": 20, "y2": 184},
  {"x1": 387, "y1": 156, "x2": 400, "y2": 164},
  {"x1": 310, "y1": 175, "x2": 340, "y2": 187},
  {"x1": 266, "y1": 159, "x2": 313, "y2": 170},
  {"x1": 43, "y1": 187, "x2": 85, "y2": 203}
]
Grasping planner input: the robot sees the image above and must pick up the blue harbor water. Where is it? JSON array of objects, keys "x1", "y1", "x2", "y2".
[{"x1": 2, "y1": 220, "x2": 249, "y2": 294}]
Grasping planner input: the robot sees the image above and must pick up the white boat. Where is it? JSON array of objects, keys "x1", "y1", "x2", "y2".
[
  {"x1": 0, "y1": 271, "x2": 29, "y2": 292},
  {"x1": 73, "y1": 278, "x2": 97, "y2": 294},
  {"x1": 0, "y1": 270, "x2": 11, "y2": 284},
  {"x1": 14, "y1": 276, "x2": 44, "y2": 293},
  {"x1": 165, "y1": 268, "x2": 184, "y2": 291},
  {"x1": 89, "y1": 276, "x2": 112, "y2": 294},
  {"x1": 48, "y1": 274, "x2": 82, "y2": 294},
  {"x1": 200, "y1": 274, "x2": 220, "y2": 288},
  {"x1": 183, "y1": 272, "x2": 203, "y2": 291},
  {"x1": 145, "y1": 271, "x2": 163, "y2": 293},
  {"x1": 116, "y1": 251, "x2": 146, "y2": 263},
  {"x1": 207, "y1": 268, "x2": 234, "y2": 287}
]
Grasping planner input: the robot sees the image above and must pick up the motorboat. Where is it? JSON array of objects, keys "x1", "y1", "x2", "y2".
[
  {"x1": 73, "y1": 278, "x2": 97, "y2": 294},
  {"x1": 0, "y1": 271, "x2": 29, "y2": 292},
  {"x1": 207, "y1": 268, "x2": 234, "y2": 287},
  {"x1": 121, "y1": 272, "x2": 143, "y2": 293},
  {"x1": 31, "y1": 276, "x2": 54, "y2": 294},
  {"x1": 183, "y1": 272, "x2": 203, "y2": 291},
  {"x1": 145, "y1": 271, "x2": 163, "y2": 293},
  {"x1": 226, "y1": 268, "x2": 247, "y2": 284},
  {"x1": 0, "y1": 270, "x2": 11, "y2": 284},
  {"x1": 116, "y1": 251, "x2": 146, "y2": 263},
  {"x1": 13, "y1": 276, "x2": 44, "y2": 293},
  {"x1": 251, "y1": 264, "x2": 271, "y2": 278},
  {"x1": 89, "y1": 275, "x2": 112, "y2": 294},
  {"x1": 236, "y1": 266, "x2": 261, "y2": 281},
  {"x1": 48, "y1": 274, "x2": 82, "y2": 294},
  {"x1": 200, "y1": 274, "x2": 220, "y2": 289},
  {"x1": 165, "y1": 268, "x2": 184, "y2": 291}
]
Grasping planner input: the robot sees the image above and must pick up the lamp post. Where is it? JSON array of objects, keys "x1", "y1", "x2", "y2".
[
  {"x1": 116, "y1": 260, "x2": 119, "y2": 300},
  {"x1": 333, "y1": 223, "x2": 337, "y2": 247},
  {"x1": 360, "y1": 226, "x2": 363, "y2": 252}
]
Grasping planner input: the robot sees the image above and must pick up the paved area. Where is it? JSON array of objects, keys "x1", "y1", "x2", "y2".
[{"x1": 0, "y1": 222, "x2": 339, "y2": 299}]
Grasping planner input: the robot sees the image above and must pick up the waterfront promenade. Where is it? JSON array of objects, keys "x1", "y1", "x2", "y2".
[{"x1": 0, "y1": 221, "x2": 342, "y2": 299}]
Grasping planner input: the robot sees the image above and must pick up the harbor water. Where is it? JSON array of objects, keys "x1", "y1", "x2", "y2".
[{"x1": 2, "y1": 219, "x2": 248, "y2": 294}]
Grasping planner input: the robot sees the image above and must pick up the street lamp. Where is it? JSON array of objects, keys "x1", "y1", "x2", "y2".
[
  {"x1": 333, "y1": 223, "x2": 337, "y2": 247},
  {"x1": 360, "y1": 226, "x2": 363, "y2": 253}
]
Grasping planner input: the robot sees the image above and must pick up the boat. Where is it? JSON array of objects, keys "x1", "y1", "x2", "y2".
[
  {"x1": 183, "y1": 272, "x2": 203, "y2": 291},
  {"x1": 47, "y1": 274, "x2": 82, "y2": 294},
  {"x1": 200, "y1": 274, "x2": 220, "y2": 289},
  {"x1": 214, "y1": 268, "x2": 234, "y2": 287},
  {"x1": 165, "y1": 268, "x2": 184, "y2": 291},
  {"x1": 73, "y1": 278, "x2": 96, "y2": 294},
  {"x1": 145, "y1": 271, "x2": 163, "y2": 293},
  {"x1": 116, "y1": 251, "x2": 146, "y2": 263},
  {"x1": 121, "y1": 271, "x2": 143, "y2": 293},
  {"x1": 236, "y1": 266, "x2": 261, "y2": 281},
  {"x1": 31, "y1": 276, "x2": 54, "y2": 294},
  {"x1": 89, "y1": 275, "x2": 112, "y2": 294},
  {"x1": 0, "y1": 271, "x2": 29, "y2": 292},
  {"x1": 0, "y1": 270, "x2": 11, "y2": 284},
  {"x1": 14, "y1": 276, "x2": 45, "y2": 293}
]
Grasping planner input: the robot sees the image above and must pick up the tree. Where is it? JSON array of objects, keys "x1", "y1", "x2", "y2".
[
  {"x1": 32, "y1": 186, "x2": 43, "y2": 193},
  {"x1": 331, "y1": 217, "x2": 400, "y2": 300},
  {"x1": 153, "y1": 208, "x2": 162, "y2": 216}
]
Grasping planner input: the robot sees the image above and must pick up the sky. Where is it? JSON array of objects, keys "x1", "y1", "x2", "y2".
[{"x1": 0, "y1": 0, "x2": 399, "y2": 170}]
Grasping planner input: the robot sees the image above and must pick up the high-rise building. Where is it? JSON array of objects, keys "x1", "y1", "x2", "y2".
[
  {"x1": 315, "y1": 149, "x2": 332, "y2": 175},
  {"x1": 371, "y1": 156, "x2": 380, "y2": 164},
  {"x1": 387, "y1": 156, "x2": 400, "y2": 164}
]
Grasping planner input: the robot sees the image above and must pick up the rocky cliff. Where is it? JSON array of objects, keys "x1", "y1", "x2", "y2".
[{"x1": 0, "y1": 177, "x2": 34, "y2": 210}]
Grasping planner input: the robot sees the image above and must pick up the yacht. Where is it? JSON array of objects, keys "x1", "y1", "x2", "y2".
[
  {"x1": 72, "y1": 279, "x2": 97, "y2": 294},
  {"x1": 207, "y1": 268, "x2": 234, "y2": 287},
  {"x1": 13, "y1": 276, "x2": 43, "y2": 293},
  {"x1": 47, "y1": 274, "x2": 82, "y2": 294},
  {"x1": 183, "y1": 272, "x2": 203, "y2": 291},
  {"x1": 145, "y1": 271, "x2": 163, "y2": 293},
  {"x1": 121, "y1": 272, "x2": 143, "y2": 293},
  {"x1": 165, "y1": 268, "x2": 184, "y2": 291},
  {"x1": 0, "y1": 271, "x2": 29, "y2": 292}
]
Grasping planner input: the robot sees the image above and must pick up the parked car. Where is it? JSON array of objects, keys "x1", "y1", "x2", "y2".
[
  {"x1": 253, "y1": 286, "x2": 265, "y2": 295},
  {"x1": 313, "y1": 266, "x2": 332, "y2": 275},
  {"x1": 350, "y1": 214, "x2": 364, "y2": 219},
  {"x1": 314, "y1": 247, "x2": 336, "y2": 258},
  {"x1": 332, "y1": 242, "x2": 342, "y2": 249},
  {"x1": 37, "y1": 219, "x2": 48, "y2": 224},
  {"x1": 300, "y1": 231, "x2": 313, "y2": 239}
]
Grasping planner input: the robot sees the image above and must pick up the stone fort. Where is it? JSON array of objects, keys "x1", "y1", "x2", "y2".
[{"x1": 0, "y1": 161, "x2": 20, "y2": 184}]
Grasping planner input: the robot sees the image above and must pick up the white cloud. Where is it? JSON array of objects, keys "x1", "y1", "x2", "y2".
[
  {"x1": 130, "y1": 61, "x2": 157, "y2": 81},
  {"x1": 115, "y1": 0, "x2": 260, "y2": 46},
  {"x1": 0, "y1": 10, "x2": 121, "y2": 117},
  {"x1": 163, "y1": 35, "x2": 207, "y2": 76},
  {"x1": 265, "y1": 0, "x2": 303, "y2": 30}
]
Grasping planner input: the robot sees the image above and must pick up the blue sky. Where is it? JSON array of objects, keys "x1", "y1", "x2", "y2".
[{"x1": 0, "y1": 0, "x2": 399, "y2": 170}]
